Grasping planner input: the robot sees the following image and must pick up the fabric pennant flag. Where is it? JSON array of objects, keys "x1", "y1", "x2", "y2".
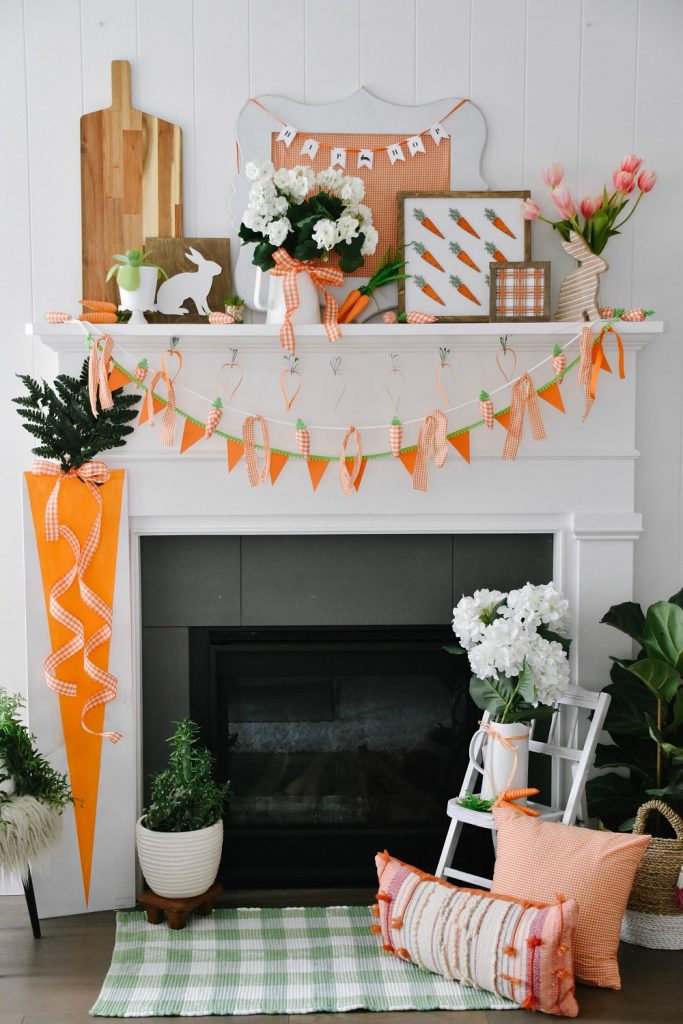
[
  {"x1": 357, "y1": 149, "x2": 374, "y2": 170},
  {"x1": 345, "y1": 456, "x2": 367, "y2": 492},
  {"x1": 307, "y1": 458, "x2": 329, "y2": 491},
  {"x1": 538, "y1": 381, "x2": 566, "y2": 413},
  {"x1": 386, "y1": 143, "x2": 405, "y2": 165},
  {"x1": 399, "y1": 449, "x2": 417, "y2": 476},
  {"x1": 179, "y1": 418, "x2": 205, "y2": 454},
  {"x1": 407, "y1": 134, "x2": 426, "y2": 156},
  {"x1": 449, "y1": 431, "x2": 471, "y2": 463},
  {"x1": 269, "y1": 451, "x2": 288, "y2": 485},
  {"x1": 428, "y1": 123, "x2": 449, "y2": 145},
  {"x1": 107, "y1": 366, "x2": 130, "y2": 393},
  {"x1": 226, "y1": 438, "x2": 244, "y2": 472},
  {"x1": 496, "y1": 409, "x2": 511, "y2": 431},
  {"x1": 276, "y1": 124, "x2": 297, "y2": 148},
  {"x1": 299, "y1": 137, "x2": 319, "y2": 160},
  {"x1": 331, "y1": 147, "x2": 346, "y2": 168},
  {"x1": 137, "y1": 393, "x2": 166, "y2": 426}
]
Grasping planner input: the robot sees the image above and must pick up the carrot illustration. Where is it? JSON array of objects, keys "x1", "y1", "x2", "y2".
[
  {"x1": 484, "y1": 208, "x2": 517, "y2": 239},
  {"x1": 449, "y1": 274, "x2": 481, "y2": 306},
  {"x1": 414, "y1": 274, "x2": 445, "y2": 306},
  {"x1": 413, "y1": 208, "x2": 445, "y2": 239},
  {"x1": 448, "y1": 241, "x2": 480, "y2": 273},
  {"x1": 80, "y1": 298, "x2": 118, "y2": 313},
  {"x1": 448, "y1": 208, "x2": 480, "y2": 239},
  {"x1": 412, "y1": 241, "x2": 444, "y2": 272},
  {"x1": 484, "y1": 241, "x2": 508, "y2": 263}
]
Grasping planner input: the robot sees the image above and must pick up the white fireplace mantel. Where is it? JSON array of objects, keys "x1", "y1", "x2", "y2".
[{"x1": 22, "y1": 322, "x2": 660, "y2": 917}]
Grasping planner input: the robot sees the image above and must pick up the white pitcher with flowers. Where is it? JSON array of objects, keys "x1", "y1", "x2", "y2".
[{"x1": 449, "y1": 583, "x2": 571, "y2": 806}]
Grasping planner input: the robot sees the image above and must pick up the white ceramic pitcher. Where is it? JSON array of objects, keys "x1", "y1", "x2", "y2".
[
  {"x1": 253, "y1": 266, "x2": 322, "y2": 325},
  {"x1": 468, "y1": 721, "x2": 531, "y2": 801}
]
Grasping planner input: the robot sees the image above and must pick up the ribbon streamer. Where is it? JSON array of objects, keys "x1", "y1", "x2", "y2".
[
  {"x1": 413, "y1": 409, "x2": 448, "y2": 492},
  {"x1": 144, "y1": 349, "x2": 182, "y2": 446},
  {"x1": 590, "y1": 323, "x2": 624, "y2": 401},
  {"x1": 31, "y1": 459, "x2": 121, "y2": 743},
  {"x1": 477, "y1": 721, "x2": 530, "y2": 809},
  {"x1": 577, "y1": 325, "x2": 596, "y2": 420},
  {"x1": 339, "y1": 426, "x2": 362, "y2": 496},
  {"x1": 87, "y1": 334, "x2": 114, "y2": 417},
  {"x1": 503, "y1": 373, "x2": 546, "y2": 461},
  {"x1": 270, "y1": 248, "x2": 343, "y2": 355},
  {"x1": 243, "y1": 415, "x2": 271, "y2": 486}
]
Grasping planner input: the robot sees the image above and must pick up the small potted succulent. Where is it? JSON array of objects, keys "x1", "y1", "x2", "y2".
[
  {"x1": 136, "y1": 719, "x2": 230, "y2": 899},
  {"x1": 107, "y1": 249, "x2": 167, "y2": 324},
  {"x1": 224, "y1": 294, "x2": 245, "y2": 323}
]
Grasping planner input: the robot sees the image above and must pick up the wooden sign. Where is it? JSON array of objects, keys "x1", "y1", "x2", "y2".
[
  {"x1": 145, "y1": 238, "x2": 231, "y2": 323},
  {"x1": 81, "y1": 60, "x2": 183, "y2": 303},
  {"x1": 555, "y1": 233, "x2": 608, "y2": 321}
]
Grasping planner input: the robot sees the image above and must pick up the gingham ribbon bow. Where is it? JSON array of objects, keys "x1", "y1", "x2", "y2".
[
  {"x1": 577, "y1": 325, "x2": 596, "y2": 420},
  {"x1": 31, "y1": 458, "x2": 122, "y2": 744},
  {"x1": 412, "y1": 410, "x2": 448, "y2": 492},
  {"x1": 270, "y1": 248, "x2": 343, "y2": 354},
  {"x1": 503, "y1": 373, "x2": 546, "y2": 461},
  {"x1": 590, "y1": 323, "x2": 624, "y2": 401},
  {"x1": 339, "y1": 426, "x2": 362, "y2": 496},
  {"x1": 144, "y1": 350, "x2": 182, "y2": 446},
  {"x1": 243, "y1": 415, "x2": 271, "y2": 487},
  {"x1": 87, "y1": 334, "x2": 114, "y2": 417}
]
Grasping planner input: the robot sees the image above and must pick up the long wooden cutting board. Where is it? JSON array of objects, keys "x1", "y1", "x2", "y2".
[{"x1": 81, "y1": 60, "x2": 183, "y2": 303}]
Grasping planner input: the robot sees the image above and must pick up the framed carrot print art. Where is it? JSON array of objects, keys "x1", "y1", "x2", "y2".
[{"x1": 398, "y1": 191, "x2": 530, "y2": 321}]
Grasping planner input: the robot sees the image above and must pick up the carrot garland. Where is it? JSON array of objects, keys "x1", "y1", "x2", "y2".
[
  {"x1": 449, "y1": 274, "x2": 481, "y2": 306},
  {"x1": 295, "y1": 418, "x2": 311, "y2": 459},
  {"x1": 552, "y1": 344, "x2": 567, "y2": 379},
  {"x1": 484, "y1": 241, "x2": 508, "y2": 263},
  {"x1": 412, "y1": 241, "x2": 444, "y2": 272},
  {"x1": 448, "y1": 241, "x2": 480, "y2": 273},
  {"x1": 448, "y1": 208, "x2": 480, "y2": 239},
  {"x1": 204, "y1": 397, "x2": 223, "y2": 438},
  {"x1": 414, "y1": 274, "x2": 445, "y2": 306},
  {"x1": 479, "y1": 390, "x2": 494, "y2": 429},
  {"x1": 413, "y1": 208, "x2": 445, "y2": 239},
  {"x1": 389, "y1": 416, "x2": 403, "y2": 458},
  {"x1": 341, "y1": 249, "x2": 410, "y2": 323},
  {"x1": 484, "y1": 208, "x2": 516, "y2": 239}
]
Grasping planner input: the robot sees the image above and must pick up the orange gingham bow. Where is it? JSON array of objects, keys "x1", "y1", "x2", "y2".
[
  {"x1": 31, "y1": 458, "x2": 122, "y2": 743},
  {"x1": 243, "y1": 415, "x2": 271, "y2": 486},
  {"x1": 339, "y1": 426, "x2": 362, "y2": 496},
  {"x1": 143, "y1": 349, "x2": 182, "y2": 446},
  {"x1": 590, "y1": 323, "x2": 624, "y2": 401},
  {"x1": 270, "y1": 248, "x2": 343, "y2": 355},
  {"x1": 87, "y1": 334, "x2": 114, "y2": 417},
  {"x1": 412, "y1": 409, "x2": 448, "y2": 492},
  {"x1": 502, "y1": 372, "x2": 546, "y2": 461}
]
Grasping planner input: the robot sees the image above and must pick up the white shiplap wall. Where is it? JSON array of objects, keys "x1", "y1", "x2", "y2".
[{"x1": 1, "y1": 0, "x2": 681, "y2": 694}]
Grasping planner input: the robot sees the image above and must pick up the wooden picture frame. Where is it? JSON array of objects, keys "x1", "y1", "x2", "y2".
[
  {"x1": 144, "y1": 237, "x2": 231, "y2": 324},
  {"x1": 398, "y1": 191, "x2": 530, "y2": 322},
  {"x1": 489, "y1": 261, "x2": 551, "y2": 322}
]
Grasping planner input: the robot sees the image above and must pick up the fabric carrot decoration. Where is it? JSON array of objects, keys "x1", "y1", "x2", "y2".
[
  {"x1": 448, "y1": 241, "x2": 480, "y2": 273},
  {"x1": 413, "y1": 208, "x2": 445, "y2": 239},
  {"x1": 621, "y1": 307, "x2": 654, "y2": 322},
  {"x1": 389, "y1": 416, "x2": 403, "y2": 457},
  {"x1": 204, "y1": 397, "x2": 223, "y2": 438},
  {"x1": 448, "y1": 208, "x2": 480, "y2": 239},
  {"x1": 338, "y1": 288, "x2": 363, "y2": 323},
  {"x1": 208, "y1": 311, "x2": 235, "y2": 324},
  {"x1": 598, "y1": 307, "x2": 625, "y2": 319},
  {"x1": 484, "y1": 208, "x2": 517, "y2": 239},
  {"x1": 480, "y1": 390, "x2": 494, "y2": 429},
  {"x1": 414, "y1": 274, "x2": 445, "y2": 306},
  {"x1": 80, "y1": 298, "x2": 118, "y2": 313},
  {"x1": 552, "y1": 344, "x2": 567, "y2": 378},
  {"x1": 449, "y1": 274, "x2": 481, "y2": 306},
  {"x1": 77, "y1": 312, "x2": 118, "y2": 323},
  {"x1": 502, "y1": 788, "x2": 539, "y2": 802},
  {"x1": 484, "y1": 242, "x2": 508, "y2": 263},
  {"x1": 341, "y1": 249, "x2": 409, "y2": 323},
  {"x1": 295, "y1": 418, "x2": 311, "y2": 459},
  {"x1": 134, "y1": 358, "x2": 149, "y2": 383},
  {"x1": 412, "y1": 241, "x2": 444, "y2": 272},
  {"x1": 45, "y1": 311, "x2": 71, "y2": 323}
]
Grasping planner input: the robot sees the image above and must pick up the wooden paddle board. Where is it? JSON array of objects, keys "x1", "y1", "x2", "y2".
[{"x1": 81, "y1": 60, "x2": 183, "y2": 303}]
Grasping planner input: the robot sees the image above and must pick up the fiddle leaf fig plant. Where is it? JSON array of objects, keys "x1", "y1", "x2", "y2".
[
  {"x1": 106, "y1": 249, "x2": 167, "y2": 291},
  {"x1": 587, "y1": 590, "x2": 683, "y2": 830}
]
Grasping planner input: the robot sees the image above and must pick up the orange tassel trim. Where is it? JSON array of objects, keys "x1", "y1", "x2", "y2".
[
  {"x1": 383, "y1": 943, "x2": 394, "y2": 952},
  {"x1": 522, "y1": 994, "x2": 538, "y2": 1011},
  {"x1": 370, "y1": 924, "x2": 382, "y2": 935},
  {"x1": 371, "y1": 904, "x2": 380, "y2": 917},
  {"x1": 527, "y1": 935, "x2": 543, "y2": 949},
  {"x1": 376, "y1": 891, "x2": 391, "y2": 903},
  {"x1": 503, "y1": 945, "x2": 517, "y2": 957},
  {"x1": 391, "y1": 917, "x2": 404, "y2": 929},
  {"x1": 397, "y1": 947, "x2": 411, "y2": 960}
]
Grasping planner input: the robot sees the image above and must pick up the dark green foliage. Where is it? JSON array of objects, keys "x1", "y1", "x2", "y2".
[
  {"x1": 13, "y1": 358, "x2": 140, "y2": 471},
  {"x1": 0, "y1": 689, "x2": 72, "y2": 812},
  {"x1": 144, "y1": 719, "x2": 231, "y2": 833}
]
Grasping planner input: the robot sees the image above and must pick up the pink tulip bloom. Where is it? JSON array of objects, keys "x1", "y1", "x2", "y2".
[
  {"x1": 542, "y1": 163, "x2": 565, "y2": 188},
  {"x1": 522, "y1": 198, "x2": 540, "y2": 221},
  {"x1": 613, "y1": 169, "x2": 635, "y2": 194},
  {"x1": 579, "y1": 195, "x2": 602, "y2": 218},
  {"x1": 620, "y1": 153, "x2": 643, "y2": 175},
  {"x1": 637, "y1": 169, "x2": 657, "y2": 193},
  {"x1": 551, "y1": 186, "x2": 577, "y2": 219}
]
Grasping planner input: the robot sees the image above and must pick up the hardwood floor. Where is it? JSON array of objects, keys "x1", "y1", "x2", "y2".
[{"x1": 1, "y1": 891, "x2": 682, "y2": 1022}]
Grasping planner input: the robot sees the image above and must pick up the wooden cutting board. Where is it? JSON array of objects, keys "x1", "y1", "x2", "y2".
[{"x1": 80, "y1": 60, "x2": 183, "y2": 303}]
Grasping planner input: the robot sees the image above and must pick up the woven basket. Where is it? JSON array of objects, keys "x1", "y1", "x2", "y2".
[{"x1": 621, "y1": 799, "x2": 683, "y2": 949}]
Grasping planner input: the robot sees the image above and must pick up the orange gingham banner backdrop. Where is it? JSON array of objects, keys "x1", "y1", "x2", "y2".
[
  {"x1": 272, "y1": 132, "x2": 451, "y2": 277},
  {"x1": 495, "y1": 266, "x2": 547, "y2": 317}
]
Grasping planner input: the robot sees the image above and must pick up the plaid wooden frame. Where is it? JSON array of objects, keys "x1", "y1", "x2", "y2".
[{"x1": 489, "y1": 261, "x2": 551, "y2": 323}]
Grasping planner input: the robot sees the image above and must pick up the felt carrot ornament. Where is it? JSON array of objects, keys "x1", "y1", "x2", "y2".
[
  {"x1": 80, "y1": 299, "x2": 118, "y2": 313},
  {"x1": 598, "y1": 307, "x2": 624, "y2": 319},
  {"x1": 414, "y1": 275, "x2": 445, "y2": 306},
  {"x1": 295, "y1": 418, "x2": 311, "y2": 459},
  {"x1": 552, "y1": 344, "x2": 567, "y2": 379},
  {"x1": 621, "y1": 307, "x2": 654, "y2": 322},
  {"x1": 204, "y1": 397, "x2": 223, "y2": 438},
  {"x1": 480, "y1": 390, "x2": 494, "y2": 429},
  {"x1": 208, "y1": 311, "x2": 235, "y2": 324},
  {"x1": 484, "y1": 241, "x2": 508, "y2": 264},
  {"x1": 448, "y1": 241, "x2": 480, "y2": 273},
  {"x1": 484, "y1": 207, "x2": 517, "y2": 239},
  {"x1": 389, "y1": 416, "x2": 403, "y2": 457},
  {"x1": 338, "y1": 249, "x2": 409, "y2": 323},
  {"x1": 502, "y1": 787, "x2": 539, "y2": 802},
  {"x1": 45, "y1": 311, "x2": 71, "y2": 323},
  {"x1": 413, "y1": 207, "x2": 445, "y2": 239},
  {"x1": 448, "y1": 207, "x2": 480, "y2": 239},
  {"x1": 77, "y1": 311, "x2": 118, "y2": 323},
  {"x1": 411, "y1": 241, "x2": 444, "y2": 272},
  {"x1": 449, "y1": 274, "x2": 481, "y2": 306},
  {"x1": 134, "y1": 358, "x2": 149, "y2": 383}
]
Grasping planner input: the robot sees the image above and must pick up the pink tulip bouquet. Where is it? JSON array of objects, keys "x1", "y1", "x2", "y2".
[{"x1": 523, "y1": 155, "x2": 656, "y2": 255}]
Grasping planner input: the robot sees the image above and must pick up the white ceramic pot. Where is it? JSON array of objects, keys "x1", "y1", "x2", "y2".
[
  {"x1": 118, "y1": 266, "x2": 160, "y2": 325},
  {"x1": 253, "y1": 266, "x2": 322, "y2": 325},
  {"x1": 135, "y1": 816, "x2": 223, "y2": 898},
  {"x1": 468, "y1": 721, "x2": 531, "y2": 801}
]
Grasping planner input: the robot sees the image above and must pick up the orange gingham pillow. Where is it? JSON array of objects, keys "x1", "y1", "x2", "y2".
[{"x1": 492, "y1": 810, "x2": 650, "y2": 989}]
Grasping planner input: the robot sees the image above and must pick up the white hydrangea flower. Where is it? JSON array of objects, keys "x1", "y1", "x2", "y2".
[
  {"x1": 524, "y1": 633, "x2": 570, "y2": 705},
  {"x1": 451, "y1": 588, "x2": 506, "y2": 650},
  {"x1": 312, "y1": 218, "x2": 337, "y2": 251},
  {"x1": 241, "y1": 207, "x2": 269, "y2": 234},
  {"x1": 504, "y1": 582, "x2": 570, "y2": 635},
  {"x1": 266, "y1": 217, "x2": 292, "y2": 247},
  {"x1": 360, "y1": 224, "x2": 379, "y2": 256},
  {"x1": 468, "y1": 616, "x2": 528, "y2": 681},
  {"x1": 335, "y1": 214, "x2": 360, "y2": 244},
  {"x1": 316, "y1": 167, "x2": 344, "y2": 190},
  {"x1": 273, "y1": 167, "x2": 292, "y2": 190}
]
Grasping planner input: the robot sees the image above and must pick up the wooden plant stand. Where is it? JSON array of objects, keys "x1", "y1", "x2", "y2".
[{"x1": 137, "y1": 882, "x2": 222, "y2": 930}]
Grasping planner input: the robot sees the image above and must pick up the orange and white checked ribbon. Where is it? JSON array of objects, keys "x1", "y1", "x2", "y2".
[
  {"x1": 502, "y1": 373, "x2": 546, "y2": 461},
  {"x1": 590, "y1": 323, "x2": 624, "y2": 401},
  {"x1": 577, "y1": 325, "x2": 595, "y2": 420},
  {"x1": 87, "y1": 334, "x2": 114, "y2": 417},
  {"x1": 31, "y1": 459, "x2": 122, "y2": 744},
  {"x1": 412, "y1": 410, "x2": 448, "y2": 492},
  {"x1": 270, "y1": 248, "x2": 343, "y2": 354},
  {"x1": 243, "y1": 415, "x2": 271, "y2": 486},
  {"x1": 339, "y1": 426, "x2": 362, "y2": 496},
  {"x1": 143, "y1": 350, "x2": 182, "y2": 446},
  {"x1": 478, "y1": 721, "x2": 530, "y2": 809}
]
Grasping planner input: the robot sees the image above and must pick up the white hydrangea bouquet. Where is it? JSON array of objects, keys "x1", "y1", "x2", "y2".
[
  {"x1": 238, "y1": 162, "x2": 379, "y2": 273},
  {"x1": 450, "y1": 582, "x2": 571, "y2": 724}
]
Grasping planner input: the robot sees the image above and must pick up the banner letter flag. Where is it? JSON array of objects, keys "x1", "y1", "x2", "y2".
[
  {"x1": 307, "y1": 458, "x2": 329, "y2": 491},
  {"x1": 226, "y1": 438, "x2": 244, "y2": 472},
  {"x1": 25, "y1": 468, "x2": 125, "y2": 906},
  {"x1": 387, "y1": 143, "x2": 405, "y2": 165},
  {"x1": 276, "y1": 124, "x2": 297, "y2": 148},
  {"x1": 299, "y1": 137, "x2": 319, "y2": 160},
  {"x1": 179, "y1": 418, "x2": 205, "y2": 454},
  {"x1": 428, "y1": 123, "x2": 449, "y2": 145},
  {"x1": 357, "y1": 149, "x2": 374, "y2": 170},
  {"x1": 331, "y1": 147, "x2": 346, "y2": 169},
  {"x1": 407, "y1": 135, "x2": 426, "y2": 156}
]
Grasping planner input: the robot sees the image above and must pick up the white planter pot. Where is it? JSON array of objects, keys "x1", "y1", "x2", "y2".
[
  {"x1": 468, "y1": 721, "x2": 531, "y2": 801},
  {"x1": 253, "y1": 266, "x2": 322, "y2": 325},
  {"x1": 135, "y1": 816, "x2": 223, "y2": 899},
  {"x1": 118, "y1": 266, "x2": 159, "y2": 325}
]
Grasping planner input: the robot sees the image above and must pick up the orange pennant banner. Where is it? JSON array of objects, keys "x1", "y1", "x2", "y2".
[
  {"x1": 307, "y1": 459, "x2": 329, "y2": 491},
  {"x1": 137, "y1": 394, "x2": 166, "y2": 426},
  {"x1": 269, "y1": 451, "x2": 288, "y2": 484},
  {"x1": 495, "y1": 410, "x2": 511, "y2": 431},
  {"x1": 345, "y1": 456, "x2": 367, "y2": 491},
  {"x1": 107, "y1": 366, "x2": 130, "y2": 393},
  {"x1": 448, "y1": 432, "x2": 471, "y2": 463},
  {"x1": 399, "y1": 449, "x2": 417, "y2": 476},
  {"x1": 226, "y1": 439, "x2": 244, "y2": 472},
  {"x1": 179, "y1": 419, "x2": 205, "y2": 453},
  {"x1": 538, "y1": 381, "x2": 566, "y2": 414}
]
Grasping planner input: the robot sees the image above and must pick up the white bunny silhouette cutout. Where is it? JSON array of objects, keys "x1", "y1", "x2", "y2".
[
  {"x1": 555, "y1": 231, "x2": 608, "y2": 321},
  {"x1": 155, "y1": 247, "x2": 222, "y2": 316}
]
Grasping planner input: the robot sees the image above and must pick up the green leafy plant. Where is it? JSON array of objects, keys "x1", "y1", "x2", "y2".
[
  {"x1": 106, "y1": 249, "x2": 168, "y2": 291},
  {"x1": 13, "y1": 358, "x2": 140, "y2": 471},
  {"x1": 586, "y1": 590, "x2": 683, "y2": 830},
  {"x1": 457, "y1": 790, "x2": 495, "y2": 812},
  {"x1": 224, "y1": 294, "x2": 245, "y2": 306},
  {"x1": 0, "y1": 689, "x2": 72, "y2": 812},
  {"x1": 144, "y1": 719, "x2": 231, "y2": 833}
]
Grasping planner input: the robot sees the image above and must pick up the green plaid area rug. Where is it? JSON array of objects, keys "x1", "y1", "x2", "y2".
[{"x1": 91, "y1": 905, "x2": 515, "y2": 1017}]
